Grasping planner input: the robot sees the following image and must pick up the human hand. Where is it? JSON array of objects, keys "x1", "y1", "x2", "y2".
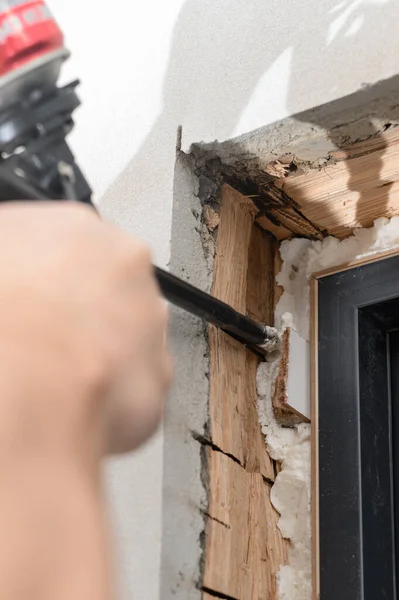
[{"x1": 0, "y1": 202, "x2": 172, "y2": 455}]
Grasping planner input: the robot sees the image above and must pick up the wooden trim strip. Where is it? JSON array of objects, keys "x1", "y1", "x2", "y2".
[
  {"x1": 310, "y1": 277, "x2": 320, "y2": 600},
  {"x1": 312, "y1": 247, "x2": 399, "y2": 280}
]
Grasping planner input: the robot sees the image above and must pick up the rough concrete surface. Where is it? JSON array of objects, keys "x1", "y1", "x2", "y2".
[
  {"x1": 192, "y1": 74, "x2": 399, "y2": 171},
  {"x1": 160, "y1": 153, "x2": 211, "y2": 599}
]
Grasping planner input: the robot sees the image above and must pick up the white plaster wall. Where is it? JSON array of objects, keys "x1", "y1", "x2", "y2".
[{"x1": 46, "y1": 1, "x2": 399, "y2": 598}]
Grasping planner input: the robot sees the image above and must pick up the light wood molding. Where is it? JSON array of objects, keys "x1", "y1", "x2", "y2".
[{"x1": 310, "y1": 276, "x2": 320, "y2": 600}]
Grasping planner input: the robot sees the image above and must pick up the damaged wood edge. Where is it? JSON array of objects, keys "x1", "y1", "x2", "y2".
[
  {"x1": 191, "y1": 430, "x2": 243, "y2": 469},
  {"x1": 271, "y1": 236, "x2": 310, "y2": 426},
  {"x1": 195, "y1": 156, "x2": 326, "y2": 242},
  {"x1": 247, "y1": 214, "x2": 309, "y2": 426},
  {"x1": 256, "y1": 214, "x2": 292, "y2": 241},
  {"x1": 204, "y1": 448, "x2": 288, "y2": 600},
  {"x1": 226, "y1": 176, "x2": 326, "y2": 241},
  {"x1": 267, "y1": 206, "x2": 325, "y2": 240},
  {"x1": 222, "y1": 173, "x2": 301, "y2": 209},
  {"x1": 272, "y1": 328, "x2": 310, "y2": 426},
  {"x1": 310, "y1": 276, "x2": 320, "y2": 600}
]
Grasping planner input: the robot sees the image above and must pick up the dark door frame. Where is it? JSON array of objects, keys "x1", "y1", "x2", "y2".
[{"x1": 311, "y1": 250, "x2": 399, "y2": 600}]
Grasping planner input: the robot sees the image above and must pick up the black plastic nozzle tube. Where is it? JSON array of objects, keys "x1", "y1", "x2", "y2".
[{"x1": 154, "y1": 267, "x2": 278, "y2": 356}]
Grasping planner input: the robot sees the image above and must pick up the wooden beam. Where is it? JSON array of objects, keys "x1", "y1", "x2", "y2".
[
  {"x1": 209, "y1": 185, "x2": 274, "y2": 479},
  {"x1": 204, "y1": 184, "x2": 289, "y2": 599},
  {"x1": 276, "y1": 127, "x2": 399, "y2": 238},
  {"x1": 204, "y1": 450, "x2": 288, "y2": 600}
]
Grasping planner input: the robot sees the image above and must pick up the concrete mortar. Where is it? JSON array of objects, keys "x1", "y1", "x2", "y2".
[{"x1": 160, "y1": 152, "x2": 211, "y2": 600}]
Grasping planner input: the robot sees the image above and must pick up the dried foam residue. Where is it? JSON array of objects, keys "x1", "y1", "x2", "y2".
[
  {"x1": 258, "y1": 217, "x2": 399, "y2": 600},
  {"x1": 257, "y1": 358, "x2": 311, "y2": 600},
  {"x1": 276, "y1": 216, "x2": 399, "y2": 340}
]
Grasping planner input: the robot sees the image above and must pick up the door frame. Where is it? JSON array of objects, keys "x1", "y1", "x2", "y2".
[{"x1": 311, "y1": 248, "x2": 399, "y2": 600}]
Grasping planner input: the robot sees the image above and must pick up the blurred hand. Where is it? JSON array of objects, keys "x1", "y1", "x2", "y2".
[{"x1": 0, "y1": 202, "x2": 172, "y2": 455}]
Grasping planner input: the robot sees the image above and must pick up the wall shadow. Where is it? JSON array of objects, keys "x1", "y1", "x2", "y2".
[{"x1": 101, "y1": 0, "x2": 399, "y2": 237}]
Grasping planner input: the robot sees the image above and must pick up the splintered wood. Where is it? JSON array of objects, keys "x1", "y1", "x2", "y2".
[
  {"x1": 276, "y1": 128, "x2": 399, "y2": 238},
  {"x1": 272, "y1": 329, "x2": 310, "y2": 425},
  {"x1": 204, "y1": 184, "x2": 288, "y2": 600},
  {"x1": 204, "y1": 450, "x2": 287, "y2": 600},
  {"x1": 209, "y1": 185, "x2": 274, "y2": 478}
]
